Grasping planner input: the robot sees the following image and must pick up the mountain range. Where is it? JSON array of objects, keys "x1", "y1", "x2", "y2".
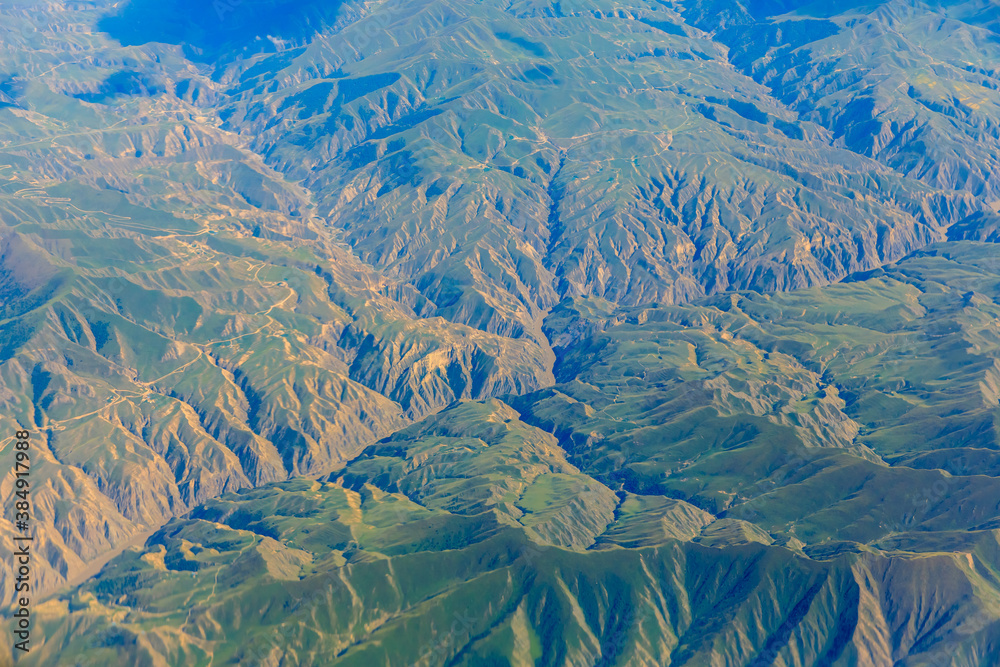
[{"x1": 2, "y1": 0, "x2": 1000, "y2": 664}]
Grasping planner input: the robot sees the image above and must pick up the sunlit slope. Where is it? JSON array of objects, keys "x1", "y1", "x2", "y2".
[
  {"x1": 1, "y1": 0, "x2": 1000, "y2": 661},
  {"x1": 514, "y1": 244, "x2": 1000, "y2": 546},
  {"x1": 0, "y1": 0, "x2": 552, "y2": 599},
  {"x1": 22, "y1": 244, "x2": 1000, "y2": 665},
  {"x1": 682, "y1": 0, "x2": 1000, "y2": 201},
  {"x1": 0, "y1": 173, "x2": 551, "y2": 599},
  {"x1": 216, "y1": 0, "x2": 978, "y2": 338},
  {"x1": 18, "y1": 402, "x2": 1000, "y2": 666}
]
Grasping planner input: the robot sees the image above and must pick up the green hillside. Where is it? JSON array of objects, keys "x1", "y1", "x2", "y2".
[
  {"x1": 17, "y1": 244, "x2": 1000, "y2": 665},
  {"x1": 1, "y1": 0, "x2": 1000, "y2": 664}
]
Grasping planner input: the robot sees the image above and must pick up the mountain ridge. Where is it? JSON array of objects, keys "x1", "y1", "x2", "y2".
[{"x1": 2, "y1": 0, "x2": 1000, "y2": 663}]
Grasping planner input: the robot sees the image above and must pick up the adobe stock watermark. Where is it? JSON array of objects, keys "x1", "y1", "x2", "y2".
[
  {"x1": 2, "y1": 19, "x2": 37, "y2": 45},
  {"x1": 213, "y1": 0, "x2": 409, "y2": 63},
  {"x1": 880, "y1": 454, "x2": 977, "y2": 537},
  {"x1": 721, "y1": 446, "x2": 810, "y2": 525},
  {"x1": 213, "y1": 0, "x2": 246, "y2": 22}
]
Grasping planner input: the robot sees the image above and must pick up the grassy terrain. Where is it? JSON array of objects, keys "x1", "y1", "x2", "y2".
[
  {"x1": 1, "y1": 0, "x2": 1000, "y2": 663},
  {"x1": 16, "y1": 244, "x2": 1000, "y2": 665}
]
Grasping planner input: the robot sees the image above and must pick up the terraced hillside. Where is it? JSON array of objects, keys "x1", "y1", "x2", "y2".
[{"x1": 1, "y1": 0, "x2": 1000, "y2": 664}]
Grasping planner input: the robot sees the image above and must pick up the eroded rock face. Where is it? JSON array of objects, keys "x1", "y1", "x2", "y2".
[
  {"x1": 218, "y1": 0, "x2": 973, "y2": 337},
  {"x1": 2, "y1": 0, "x2": 1000, "y2": 662},
  {"x1": 24, "y1": 327, "x2": 1000, "y2": 664}
]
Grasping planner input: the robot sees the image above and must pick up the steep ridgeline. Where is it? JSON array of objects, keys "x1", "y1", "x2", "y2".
[
  {"x1": 0, "y1": 0, "x2": 551, "y2": 600},
  {"x1": 681, "y1": 0, "x2": 1000, "y2": 202},
  {"x1": 211, "y1": 0, "x2": 982, "y2": 336},
  {"x1": 92, "y1": 0, "x2": 991, "y2": 336},
  {"x1": 21, "y1": 244, "x2": 1000, "y2": 665},
  {"x1": 0, "y1": 0, "x2": 998, "y2": 655}
]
